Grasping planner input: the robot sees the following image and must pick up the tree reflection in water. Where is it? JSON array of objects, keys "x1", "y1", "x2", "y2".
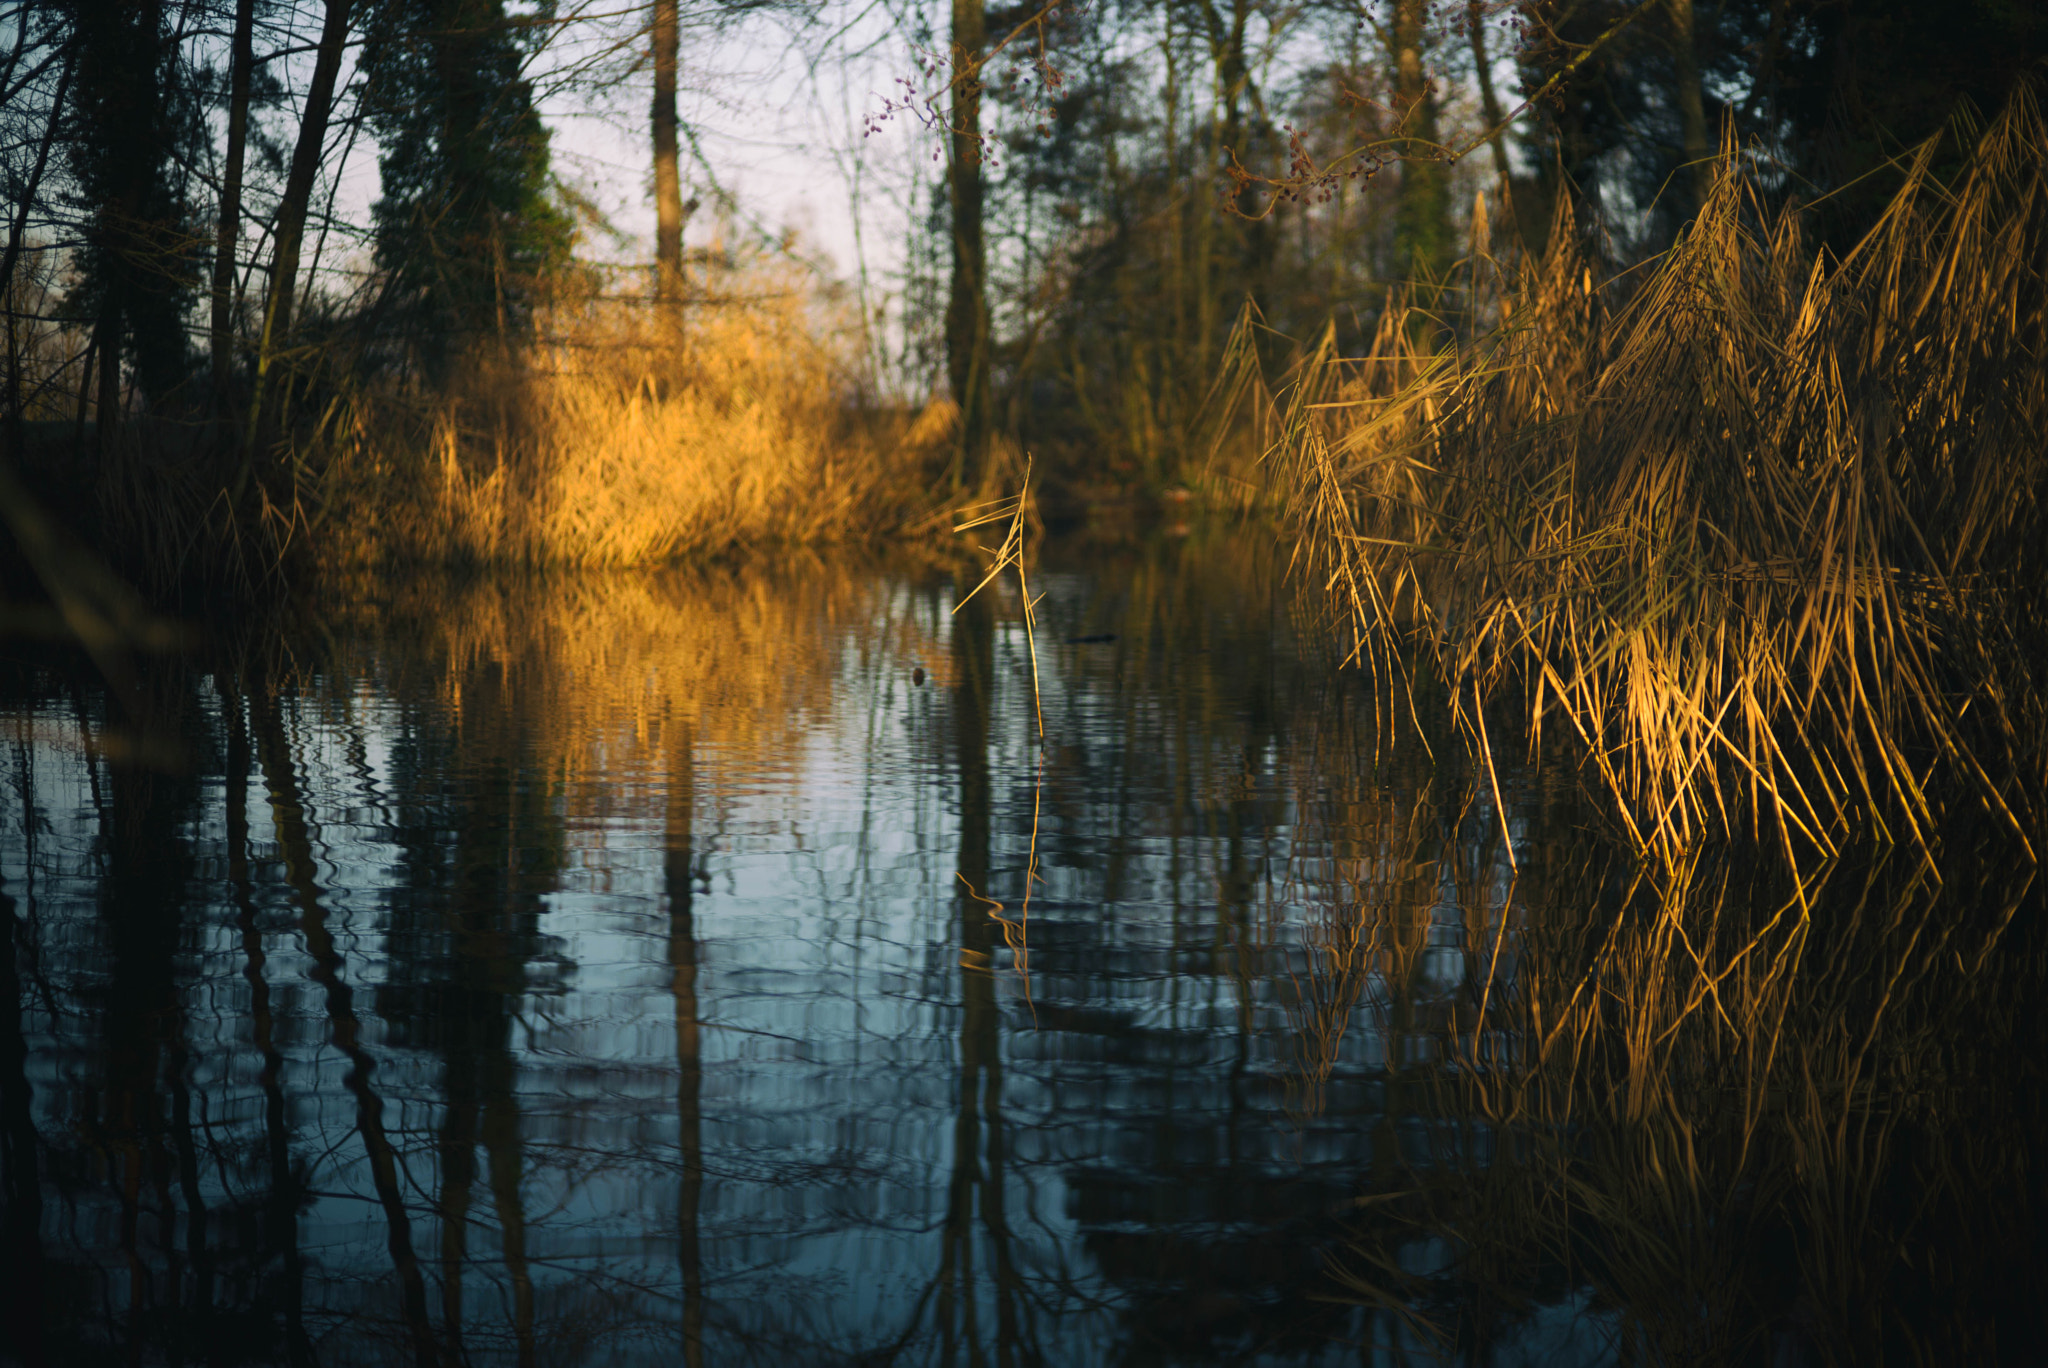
[
  {"x1": 666, "y1": 711, "x2": 704, "y2": 1368},
  {"x1": 0, "y1": 530, "x2": 2040, "y2": 1366}
]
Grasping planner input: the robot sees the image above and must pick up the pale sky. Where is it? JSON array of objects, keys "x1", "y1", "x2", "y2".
[
  {"x1": 302, "y1": 3, "x2": 931, "y2": 346},
  {"x1": 532, "y1": 3, "x2": 930, "y2": 296}
]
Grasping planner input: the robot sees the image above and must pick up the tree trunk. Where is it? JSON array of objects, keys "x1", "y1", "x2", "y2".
[
  {"x1": 209, "y1": 0, "x2": 255, "y2": 412},
  {"x1": 1465, "y1": 0, "x2": 1513, "y2": 189},
  {"x1": 1668, "y1": 0, "x2": 1711, "y2": 214},
  {"x1": 94, "y1": 305, "x2": 121, "y2": 456},
  {"x1": 68, "y1": 0, "x2": 168, "y2": 456},
  {"x1": 1391, "y1": 0, "x2": 1449, "y2": 279},
  {"x1": 651, "y1": 0, "x2": 687, "y2": 306},
  {"x1": 0, "y1": 10, "x2": 31, "y2": 101},
  {"x1": 246, "y1": 0, "x2": 354, "y2": 458},
  {"x1": 3, "y1": 50, "x2": 71, "y2": 459},
  {"x1": 945, "y1": 0, "x2": 990, "y2": 492},
  {"x1": 1199, "y1": 0, "x2": 1271, "y2": 281}
]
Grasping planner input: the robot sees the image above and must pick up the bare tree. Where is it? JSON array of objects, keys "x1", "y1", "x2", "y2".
[
  {"x1": 946, "y1": 0, "x2": 990, "y2": 490},
  {"x1": 2, "y1": 32, "x2": 72, "y2": 456},
  {"x1": 246, "y1": 0, "x2": 353, "y2": 457},
  {"x1": 1465, "y1": 0, "x2": 1512, "y2": 190},
  {"x1": 208, "y1": 0, "x2": 255, "y2": 409}
]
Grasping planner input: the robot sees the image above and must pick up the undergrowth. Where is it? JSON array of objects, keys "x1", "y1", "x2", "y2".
[
  {"x1": 1261, "y1": 87, "x2": 2048, "y2": 860},
  {"x1": 316, "y1": 263, "x2": 959, "y2": 570}
]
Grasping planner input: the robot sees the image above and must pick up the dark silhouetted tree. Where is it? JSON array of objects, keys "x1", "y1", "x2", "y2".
[
  {"x1": 246, "y1": 0, "x2": 354, "y2": 457},
  {"x1": 364, "y1": 0, "x2": 572, "y2": 372},
  {"x1": 207, "y1": 0, "x2": 257, "y2": 407},
  {"x1": 947, "y1": 0, "x2": 992, "y2": 488},
  {"x1": 60, "y1": 0, "x2": 207, "y2": 437}
]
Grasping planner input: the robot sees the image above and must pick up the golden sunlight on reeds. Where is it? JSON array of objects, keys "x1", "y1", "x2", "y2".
[
  {"x1": 317, "y1": 264, "x2": 950, "y2": 570},
  {"x1": 1266, "y1": 87, "x2": 2048, "y2": 860}
]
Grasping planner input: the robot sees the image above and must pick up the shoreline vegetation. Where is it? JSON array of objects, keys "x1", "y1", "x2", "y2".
[
  {"x1": 0, "y1": 6, "x2": 2040, "y2": 868},
  {"x1": 313, "y1": 262, "x2": 971, "y2": 572},
  {"x1": 1259, "y1": 88, "x2": 2047, "y2": 862},
  {"x1": 4, "y1": 6, "x2": 2047, "y2": 1361},
  {"x1": 3, "y1": 253, "x2": 1011, "y2": 584}
]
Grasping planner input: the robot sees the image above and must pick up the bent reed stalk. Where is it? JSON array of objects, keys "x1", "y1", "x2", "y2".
[{"x1": 1267, "y1": 88, "x2": 2048, "y2": 861}]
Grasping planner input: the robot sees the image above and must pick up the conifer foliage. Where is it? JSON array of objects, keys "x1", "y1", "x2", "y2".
[
  {"x1": 362, "y1": 0, "x2": 571, "y2": 371},
  {"x1": 58, "y1": 0, "x2": 205, "y2": 413}
]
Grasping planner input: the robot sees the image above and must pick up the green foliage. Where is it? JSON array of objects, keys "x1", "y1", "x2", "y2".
[
  {"x1": 58, "y1": 0, "x2": 208, "y2": 404},
  {"x1": 362, "y1": 0, "x2": 572, "y2": 372}
]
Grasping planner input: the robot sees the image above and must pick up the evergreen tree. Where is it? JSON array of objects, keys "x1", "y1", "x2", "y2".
[
  {"x1": 60, "y1": 0, "x2": 206, "y2": 419},
  {"x1": 1514, "y1": 0, "x2": 2048, "y2": 259},
  {"x1": 363, "y1": 0, "x2": 571, "y2": 371}
]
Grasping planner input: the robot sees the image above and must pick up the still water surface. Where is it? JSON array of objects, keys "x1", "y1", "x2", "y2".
[{"x1": 1, "y1": 530, "x2": 2041, "y2": 1366}]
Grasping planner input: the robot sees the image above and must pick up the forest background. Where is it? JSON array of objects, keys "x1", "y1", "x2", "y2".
[
  {"x1": 0, "y1": 0, "x2": 2042, "y2": 597},
  {"x1": 6, "y1": 11, "x2": 2048, "y2": 1358}
]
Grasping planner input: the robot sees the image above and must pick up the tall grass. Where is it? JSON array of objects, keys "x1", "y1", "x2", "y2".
[
  {"x1": 316, "y1": 263, "x2": 955, "y2": 570},
  {"x1": 1268, "y1": 88, "x2": 2048, "y2": 859}
]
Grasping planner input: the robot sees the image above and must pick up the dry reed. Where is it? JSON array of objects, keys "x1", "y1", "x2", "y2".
[
  {"x1": 1268, "y1": 87, "x2": 2048, "y2": 860},
  {"x1": 316, "y1": 263, "x2": 952, "y2": 569}
]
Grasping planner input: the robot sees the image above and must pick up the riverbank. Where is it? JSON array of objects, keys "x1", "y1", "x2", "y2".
[{"x1": 1266, "y1": 90, "x2": 2048, "y2": 861}]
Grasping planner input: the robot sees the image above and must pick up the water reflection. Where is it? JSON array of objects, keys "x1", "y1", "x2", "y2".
[
  {"x1": 1316, "y1": 837, "x2": 2046, "y2": 1365},
  {"x1": 0, "y1": 529, "x2": 2041, "y2": 1366}
]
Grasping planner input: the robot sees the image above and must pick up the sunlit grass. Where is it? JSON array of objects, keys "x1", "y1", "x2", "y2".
[
  {"x1": 1261, "y1": 87, "x2": 2048, "y2": 860},
  {"x1": 317, "y1": 262, "x2": 953, "y2": 569}
]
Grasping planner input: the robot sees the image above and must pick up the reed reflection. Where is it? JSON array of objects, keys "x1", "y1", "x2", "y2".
[
  {"x1": 1303, "y1": 831, "x2": 2045, "y2": 1365},
  {"x1": 0, "y1": 529, "x2": 2037, "y2": 1367}
]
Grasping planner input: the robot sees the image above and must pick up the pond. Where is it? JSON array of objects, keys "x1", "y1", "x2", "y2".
[{"x1": 1, "y1": 526, "x2": 2042, "y2": 1367}]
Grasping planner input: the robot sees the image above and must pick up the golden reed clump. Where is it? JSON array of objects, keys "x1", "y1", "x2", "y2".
[
  {"x1": 317, "y1": 262, "x2": 951, "y2": 570},
  {"x1": 1266, "y1": 86, "x2": 2048, "y2": 860}
]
